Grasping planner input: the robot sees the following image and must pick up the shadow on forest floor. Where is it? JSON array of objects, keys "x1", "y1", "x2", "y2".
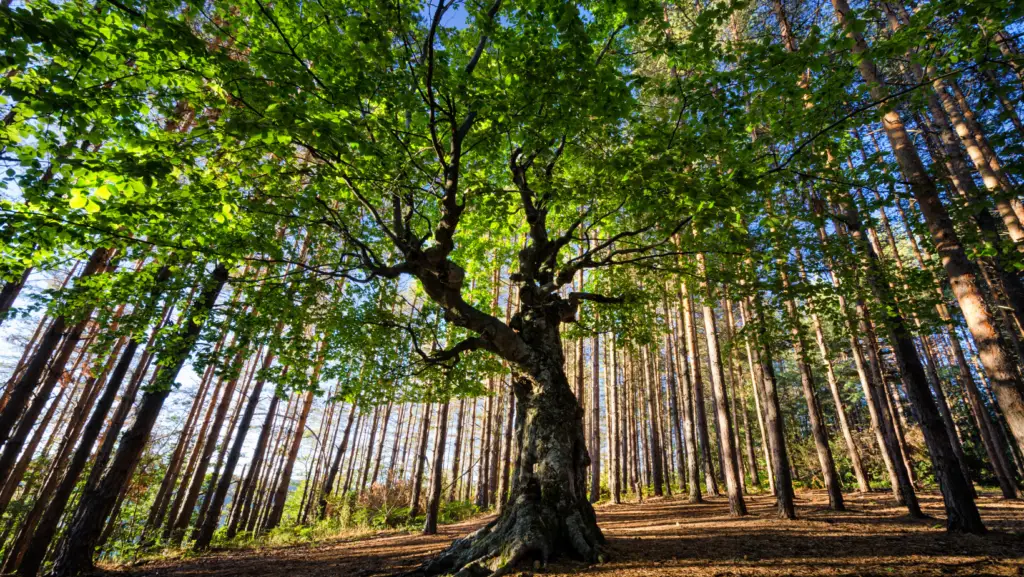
[{"x1": 118, "y1": 490, "x2": 1024, "y2": 577}]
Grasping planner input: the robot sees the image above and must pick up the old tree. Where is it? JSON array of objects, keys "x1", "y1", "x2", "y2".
[{"x1": 4, "y1": 0, "x2": 1024, "y2": 574}]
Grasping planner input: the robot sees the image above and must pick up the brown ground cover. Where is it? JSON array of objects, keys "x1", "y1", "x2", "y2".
[{"x1": 121, "y1": 490, "x2": 1024, "y2": 577}]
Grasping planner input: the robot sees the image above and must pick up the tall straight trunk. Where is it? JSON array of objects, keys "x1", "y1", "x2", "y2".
[
  {"x1": 264, "y1": 389, "x2": 315, "y2": 531},
  {"x1": 696, "y1": 263, "x2": 746, "y2": 515},
  {"x1": 255, "y1": 396, "x2": 296, "y2": 530},
  {"x1": 387, "y1": 404, "x2": 408, "y2": 491},
  {"x1": 50, "y1": 263, "x2": 228, "y2": 577},
  {"x1": 323, "y1": 402, "x2": 357, "y2": 503},
  {"x1": 748, "y1": 293, "x2": 796, "y2": 519},
  {"x1": 463, "y1": 401, "x2": 477, "y2": 502},
  {"x1": 164, "y1": 372, "x2": 224, "y2": 540},
  {"x1": 146, "y1": 357, "x2": 218, "y2": 533},
  {"x1": 794, "y1": 249, "x2": 871, "y2": 493},
  {"x1": 892, "y1": 176, "x2": 1022, "y2": 498},
  {"x1": 198, "y1": 359, "x2": 258, "y2": 531},
  {"x1": 370, "y1": 402, "x2": 394, "y2": 490},
  {"x1": 856, "y1": 298, "x2": 922, "y2": 511},
  {"x1": 723, "y1": 299, "x2": 761, "y2": 489},
  {"x1": 683, "y1": 282, "x2": 717, "y2": 496},
  {"x1": 0, "y1": 370, "x2": 71, "y2": 522},
  {"x1": 590, "y1": 331, "x2": 601, "y2": 502},
  {"x1": 87, "y1": 291, "x2": 181, "y2": 493},
  {"x1": 409, "y1": 402, "x2": 433, "y2": 520},
  {"x1": 357, "y1": 405, "x2": 382, "y2": 496},
  {"x1": 423, "y1": 401, "x2": 450, "y2": 535},
  {"x1": 641, "y1": 346, "x2": 665, "y2": 496},
  {"x1": 0, "y1": 253, "x2": 111, "y2": 479},
  {"x1": 676, "y1": 286, "x2": 702, "y2": 502},
  {"x1": 952, "y1": 329, "x2": 1020, "y2": 499},
  {"x1": 664, "y1": 319, "x2": 687, "y2": 497},
  {"x1": 7, "y1": 322, "x2": 126, "y2": 574},
  {"x1": 832, "y1": 0, "x2": 1003, "y2": 533},
  {"x1": 476, "y1": 388, "x2": 492, "y2": 508},
  {"x1": 194, "y1": 343, "x2": 277, "y2": 548},
  {"x1": 14, "y1": 310, "x2": 151, "y2": 576},
  {"x1": 779, "y1": 266, "x2": 844, "y2": 510},
  {"x1": 228, "y1": 374, "x2": 284, "y2": 539},
  {"x1": 488, "y1": 382, "x2": 504, "y2": 505},
  {"x1": 447, "y1": 400, "x2": 466, "y2": 501},
  {"x1": 740, "y1": 301, "x2": 774, "y2": 493},
  {"x1": 168, "y1": 348, "x2": 248, "y2": 544},
  {"x1": 921, "y1": 334, "x2": 976, "y2": 497},
  {"x1": 609, "y1": 341, "x2": 622, "y2": 503},
  {"x1": 0, "y1": 248, "x2": 109, "y2": 467},
  {"x1": 811, "y1": 197, "x2": 920, "y2": 512}
]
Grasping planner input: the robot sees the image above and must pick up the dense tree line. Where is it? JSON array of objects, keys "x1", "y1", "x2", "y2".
[{"x1": 1, "y1": 0, "x2": 1024, "y2": 574}]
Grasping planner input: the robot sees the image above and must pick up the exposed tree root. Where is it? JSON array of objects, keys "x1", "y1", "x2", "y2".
[{"x1": 405, "y1": 483, "x2": 605, "y2": 577}]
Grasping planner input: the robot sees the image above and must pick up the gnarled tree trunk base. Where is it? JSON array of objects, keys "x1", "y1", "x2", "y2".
[
  {"x1": 409, "y1": 490, "x2": 604, "y2": 577},
  {"x1": 407, "y1": 361, "x2": 605, "y2": 577}
]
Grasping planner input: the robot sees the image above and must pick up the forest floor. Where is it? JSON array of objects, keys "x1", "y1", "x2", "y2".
[{"x1": 118, "y1": 490, "x2": 1024, "y2": 577}]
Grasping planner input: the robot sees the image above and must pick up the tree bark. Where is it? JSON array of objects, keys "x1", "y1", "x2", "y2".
[
  {"x1": 676, "y1": 286, "x2": 703, "y2": 502},
  {"x1": 696, "y1": 261, "x2": 746, "y2": 515},
  {"x1": 412, "y1": 342, "x2": 603, "y2": 575},
  {"x1": 779, "y1": 266, "x2": 844, "y2": 510},
  {"x1": 0, "y1": 248, "x2": 109, "y2": 461},
  {"x1": 50, "y1": 263, "x2": 228, "y2": 576},
  {"x1": 409, "y1": 402, "x2": 433, "y2": 520},
  {"x1": 15, "y1": 266, "x2": 172, "y2": 577},
  {"x1": 0, "y1": 267, "x2": 30, "y2": 328},
  {"x1": 683, "y1": 281, "x2": 717, "y2": 496},
  {"x1": 423, "y1": 401, "x2": 450, "y2": 535},
  {"x1": 831, "y1": 0, "x2": 1014, "y2": 532},
  {"x1": 748, "y1": 293, "x2": 796, "y2": 519},
  {"x1": 193, "y1": 342, "x2": 277, "y2": 548}
]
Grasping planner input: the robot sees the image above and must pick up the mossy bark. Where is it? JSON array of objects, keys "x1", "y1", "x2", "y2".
[{"x1": 410, "y1": 316, "x2": 604, "y2": 577}]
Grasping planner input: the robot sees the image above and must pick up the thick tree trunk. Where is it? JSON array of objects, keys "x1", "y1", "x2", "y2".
[{"x1": 412, "y1": 353, "x2": 603, "y2": 576}]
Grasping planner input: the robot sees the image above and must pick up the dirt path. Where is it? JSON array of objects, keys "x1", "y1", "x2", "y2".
[{"x1": 122, "y1": 490, "x2": 1024, "y2": 577}]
